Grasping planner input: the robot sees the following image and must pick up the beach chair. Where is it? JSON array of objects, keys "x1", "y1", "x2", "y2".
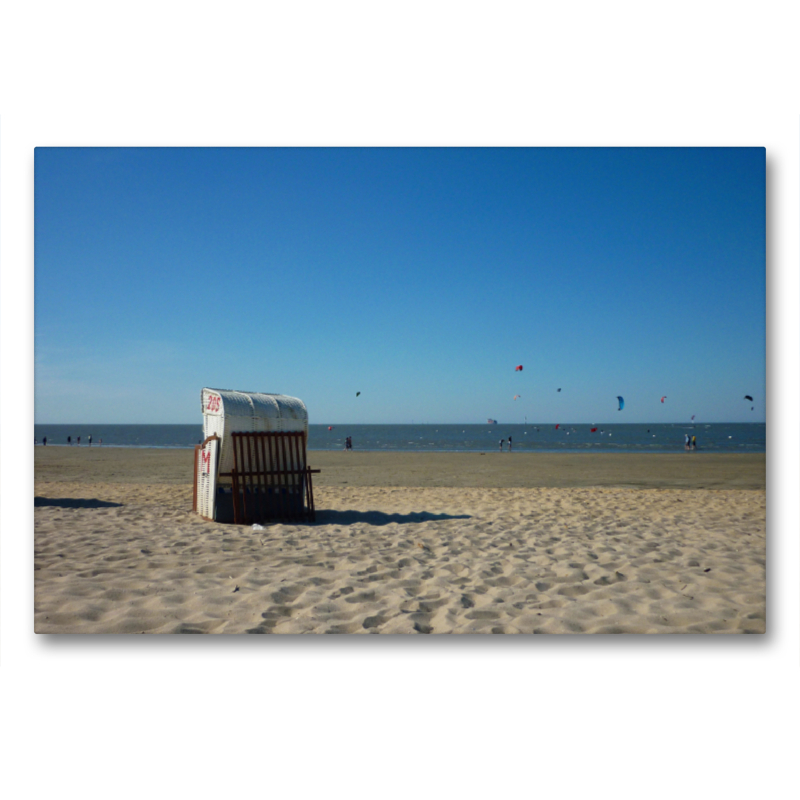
[{"x1": 193, "y1": 389, "x2": 319, "y2": 524}]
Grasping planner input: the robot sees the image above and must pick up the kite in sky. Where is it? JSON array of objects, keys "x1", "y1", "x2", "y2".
[
  {"x1": 744, "y1": 395, "x2": 753, "y2": 401},
  {"x1": 661, "y1": 396, "x2": 667, "y2": 403},
  {"x1": 514, "y1": 395, "x2": 521, "y2": 400},
  {"x1": 617, "y1": 396, "x2": 625, "y2": 411},
  {"x1": 557, "y1": 388, "x2": 561, "y2": 392},
  {"x1": 515, "y1": 365, "x2": 523, "y2": 372},
  {"x1": 356, "y1": 392, "x2": 361, "y2": 397}
]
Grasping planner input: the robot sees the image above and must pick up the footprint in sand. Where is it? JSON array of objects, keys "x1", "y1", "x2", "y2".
[
  {"x1": 270, "y1": 584, "x2": 306, "y2": 604},
  {"x1": 344, "y1": 590, "x2": 377, "y2": 604},
  {"x1": 593, "y1": 571, "x2": 627, "y2": 586},
  {"x1": 556, "y1": 583, "x2": 592, "y2": 597},
  {"x1": 413, "y1": 621, "x2": 434, "y2": 634},
  {"x1": 466, "y1": 609, "x2": 502, "y2": 621},
  {"x1": 418, "y1": 597, "x2": 448, "y2": 613},
  {"x1": 324, "y1": 622, "x2": 363, "y2": 634}
]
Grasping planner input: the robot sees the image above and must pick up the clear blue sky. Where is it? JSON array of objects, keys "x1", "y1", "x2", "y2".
[{"x1": 34, "y1": 147, "x2": 765, "y2": 424}]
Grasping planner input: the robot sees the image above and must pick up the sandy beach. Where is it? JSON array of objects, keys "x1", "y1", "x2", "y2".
[{"x1": 34, "y1": 448, "x2": 766, "y2": 634}]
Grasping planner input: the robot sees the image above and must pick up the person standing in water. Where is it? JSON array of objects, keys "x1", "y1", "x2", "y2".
[{"x1": 508, "y1": 435, "x2": 513, "y2": 451}]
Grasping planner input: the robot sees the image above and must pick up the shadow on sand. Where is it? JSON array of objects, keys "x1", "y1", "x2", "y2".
[
  {"x1": 34, "y1": 497, "x2": 123, "y2": 509},
  {"x1": 312, "y1": 509, "x2": 470, "y2": 526}
]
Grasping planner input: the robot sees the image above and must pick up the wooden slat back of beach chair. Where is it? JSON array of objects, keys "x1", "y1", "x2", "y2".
[{"x1": 227, "y1": 431, "x2": 318, "y2": 524}]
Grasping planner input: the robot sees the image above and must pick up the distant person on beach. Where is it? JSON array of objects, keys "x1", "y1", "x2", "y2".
[
  {"x1": 67, "y1": 435, "x2": 71, "y2": 445},
  {"x1": 345, "y1": 436, "x2": 352, "y2": 451},
  {"x1": 692, "y1": 435, "x2": 697, "y2": 450},
  {"x1": 77, "y1": 436, "x2": 81, "y2": 445},
  {"x1": 88, "y1": 434, "x2": 92, "y2": 446},
  {"x1": 684, "y1": 434, "x2": 690, "y2": 451},
  {"x1": 508, "y1": 435, "x2": 513, "y2": 451},
  {"x1": 43, "y1": 436, "x2": 47, "y2": 446},
  {"x1": 99, "y1": 439, "x2": 102, "y2": 446},
  {"x1": 499, "y1": 439, "x2": 504, "y2": 451}
]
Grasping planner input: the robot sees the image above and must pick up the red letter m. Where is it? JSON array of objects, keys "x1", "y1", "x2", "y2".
[{"x1": 201, "y1": 449, "x2": 211, "y2": 474}]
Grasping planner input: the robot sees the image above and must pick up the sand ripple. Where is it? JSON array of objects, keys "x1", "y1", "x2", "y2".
[{"x1": 34, "y1": 482, "x2": 765, "y2": 634}]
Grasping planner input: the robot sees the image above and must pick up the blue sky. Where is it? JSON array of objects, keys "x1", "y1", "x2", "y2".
[{"x1": 34, "y1": 147, "x2": 765, "y2": 424}]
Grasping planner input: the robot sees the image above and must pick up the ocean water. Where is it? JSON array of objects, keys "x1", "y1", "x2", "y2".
[{"x1": 34, "y1": 423, "x2": 766, "y2": 454}]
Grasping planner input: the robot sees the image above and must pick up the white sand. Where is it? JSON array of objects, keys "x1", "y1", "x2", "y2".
[{"x1": 34, "y1": 449, "x2": 766, "y2": 633}]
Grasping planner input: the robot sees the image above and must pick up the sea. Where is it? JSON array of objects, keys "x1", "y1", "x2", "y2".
[{"x1": 34, "y1": 423, "x2": 766, "y2": 454}]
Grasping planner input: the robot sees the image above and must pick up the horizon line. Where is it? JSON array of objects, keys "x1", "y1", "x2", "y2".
[{"x1": 34, "y1": 420, "x2": 767, "y2": 426}]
